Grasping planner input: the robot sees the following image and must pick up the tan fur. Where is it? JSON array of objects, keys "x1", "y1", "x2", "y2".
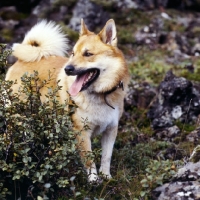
[
  {"x1": 6, "y1": 56, "x2": 69, "y2": 101},
  {"x1": 5, "y1": 19, "x2": 130, "y2": 182}
]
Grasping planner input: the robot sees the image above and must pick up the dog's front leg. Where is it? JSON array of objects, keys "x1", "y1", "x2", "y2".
[
  {"x1": 99, "y1": 125, "x2": 118, "y2": 179},
  {"x1": 76, "y1": 131, "x2": 98, "y2": 182}
]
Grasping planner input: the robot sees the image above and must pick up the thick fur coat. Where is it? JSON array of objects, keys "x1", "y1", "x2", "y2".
[{"x1": 5, "y1": 19, "x2": 130, "y2": 181}]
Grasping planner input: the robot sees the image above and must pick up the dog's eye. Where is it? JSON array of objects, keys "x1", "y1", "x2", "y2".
[
  {"x1": 71, "y1": 51, "x2": 74, "y2": 57},
  {"x1": 83, "y1": 51, "x2": 93, "y2": 57}
]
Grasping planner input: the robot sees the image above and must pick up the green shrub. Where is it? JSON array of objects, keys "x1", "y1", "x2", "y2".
[
  {"x1": 140, "y1": 159, "x2": 183, "y2": 198},
  {"x1": 0, "y1": 43, "x2": 187, "y2": 200},
  {"x1": 0, "y1": 44, "x2": 12, "y2": 76},
  {"x1": 0, "y1": 71, "x2": 87, "y2": 199}
]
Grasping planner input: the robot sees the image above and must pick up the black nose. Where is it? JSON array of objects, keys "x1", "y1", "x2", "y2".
[{"x1": 65, "y1": 65, "x2": 75, "y2": 75}]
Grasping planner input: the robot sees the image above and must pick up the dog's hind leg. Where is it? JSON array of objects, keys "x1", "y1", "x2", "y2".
[{"x1": 99, "y1": 126, "x2": 118, "y2": 179}]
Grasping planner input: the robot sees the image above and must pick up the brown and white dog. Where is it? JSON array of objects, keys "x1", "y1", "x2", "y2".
[{"x1": 5, "y1": 19, "x2": 130, "y2": 181}]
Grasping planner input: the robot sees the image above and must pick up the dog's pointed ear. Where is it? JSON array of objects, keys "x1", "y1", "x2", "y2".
[
  {"x1": 80, "y1": 18, "x2": 92, "y2": 36},
  {"x1": 98, "y1": 19, "x2": 117, "y2": 46}
]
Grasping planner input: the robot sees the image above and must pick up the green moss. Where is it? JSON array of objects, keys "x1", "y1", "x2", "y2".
[
  {"x1": 190, "y1": 26, "x2": 200, "y2": 37},
  {"x1": 0, "y1": 29, "x2": 14, "y2": 43},
  {"x1": 129, "y1": 56, "x2": 171, "y2": 85},
  {"x1": 180, "y1": 68, "x2": 200, "y2": 82},
  {"x1": 173, "y1": 136, "x2": 182, "y2": 144},
  {"x1": 61, "y1": 25, "x2": 79, "y2": 44},
  {"x1": 118, "y1": 27, "x2": 135, "y2": 44},
  {"x1": 0, "y1": 10, "x2": 27, "y2": 21},
  {"x1": 114, "y1": 141, "x2": 171, "y2": 173},
  {"x1": 175, "y1": 120, "x2": 196, "y2": 134},
  {"x1": 90, "y1": 0, "x2": 115, "y2": 10},
  {"x1": 163, "y1": 20, "x2": 186, "y2": 32},
  {"x1": 177, "y1": 142, "x2": 196, "y2": 156},
  {"x1": 52, "y1": 0, "x2": 77, "y2": 8},
  {"x1": 114, "y1": 9, "x2": 151, "y2": 26}
]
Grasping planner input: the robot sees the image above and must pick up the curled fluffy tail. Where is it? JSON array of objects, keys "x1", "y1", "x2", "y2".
[{"x1": 12, "y1": 20, "x2": 69, "y2": 62}]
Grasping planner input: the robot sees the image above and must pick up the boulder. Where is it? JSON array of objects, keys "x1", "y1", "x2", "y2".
[
  {"x1": 68, "y1": 0, "x2": 109, "y2": 31},
  {"x1": 148, "y1": 70, "x2": 200, "y2": 130},
  {"x1": 152, "y1": 161, "x2": 200, "y2": 199}
]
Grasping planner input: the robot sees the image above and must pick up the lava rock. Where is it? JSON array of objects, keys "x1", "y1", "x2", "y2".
[
  {"x1": 174, "y1": 162, "x2": 200, "y2": 181},
  {"x1": 186, "y1": 127, "x2": 200, "y2": 144},
  {"x1": 148, "y1": 70, "x2": 200, "y2": 130},
  {"x1": 113, "y1": 0, "x2": 138, "y2": 9},
  {"x1": 155, "y1": 125, "x2": 180, "y2": 141},
  {"x1": 152, "y1": 161, "x2": 200, "y2": 200},
  {"x1": 114, "y1": 0, "x2": 194, "y2": 10},
  {"x1": 68, "y1": 0, "x2": 109, "y2": 32},
  {"x1": 152, "y1": 180, "x2": 200, "y2": 200},
  {"x1": 125, "y1": 81, "x2": 156, "y2": 109}
]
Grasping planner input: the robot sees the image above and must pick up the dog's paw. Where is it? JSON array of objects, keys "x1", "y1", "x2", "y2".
[
  {"x1": 99, "y1": 168, "x2": 112, "y2": 180},
  {"x1": 100, "y1": 173, "x2": 112, "y2": 180},
  {"x1": 88, "y1": 173, "x2": 104, "y2": 185},
  {"x1": 88, "y1": 173, "x2": 99, "y2": 183},
  {"x1": 104, "y1": 174, "x2": 112, "y2": 180}
]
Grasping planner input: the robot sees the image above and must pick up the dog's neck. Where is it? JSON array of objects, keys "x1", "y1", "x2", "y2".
[{"x1": 104, "y1": 81, "x2": 124, "y2": 109}]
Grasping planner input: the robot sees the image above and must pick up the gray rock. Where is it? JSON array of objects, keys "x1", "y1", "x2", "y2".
[
  {"x1": 32, "y1": 0, "x2": 70, "y2": 22},
  {"x1": 156, "y1": 125, "x2": 180, "y2": 141},
  {"x1": 186, "y1": 128, "x2": 200, "y2": 144},
  {"x1": 153, "y1": 162, "x2": 200, "y2": 199},
  {"x1": 32, "y1": 0, "x2": 50, "y2": 16},
  {"x1": 153, "y1": 181, "x2": 200, "y2": 199},
  {"x1": 68, "y1": 0, "x2": 109, "y2": 32},
  {"x1": 113, "y1": 0, "x2": 138, "y2": 9},
  {"x1": 148, "y1": 70, "x2": 200, "y2": 130},
  {"x1": 114, "y1": 0, "x2": 168, "y2": 10},
  {"x1": 174, "y1": 162, "x2": 200, "y2": 181}
]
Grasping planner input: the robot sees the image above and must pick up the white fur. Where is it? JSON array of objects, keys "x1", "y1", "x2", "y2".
[
  {"x1": 58, "y1": 73, "x2": 120, "y2": 179},
  {"x1": 74, "y1": 93, "x2": 119, "y2": 179},
  {"x1": 87, "y1": 163, "x2": 98, "y2": 182},
  {"x1": 12, "y1": 20, "x2": 69, "y2": 62}
]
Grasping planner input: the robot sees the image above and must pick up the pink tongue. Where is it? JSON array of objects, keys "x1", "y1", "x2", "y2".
[{"x1": 69, "y1": 74, "x2": 88, "y2": 96}]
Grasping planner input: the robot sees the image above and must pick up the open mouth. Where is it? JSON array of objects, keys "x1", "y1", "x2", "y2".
[{"x1": 68, "y1": 68, "x2": 100, "y2": 96}]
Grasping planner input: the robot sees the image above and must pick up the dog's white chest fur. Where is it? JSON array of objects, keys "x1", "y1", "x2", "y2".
[{"x1": 74, "y1": 93, "x2": 119, "y2": 136}]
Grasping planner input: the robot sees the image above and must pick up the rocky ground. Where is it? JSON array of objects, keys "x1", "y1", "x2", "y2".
[{"x1": 1, "y1": 0, "x2": 200, "y2": 199}]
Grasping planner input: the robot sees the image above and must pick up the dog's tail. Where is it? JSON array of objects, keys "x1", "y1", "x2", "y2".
[{"x1": 12, "y1": 20, "x2": 69, "y2": 62}]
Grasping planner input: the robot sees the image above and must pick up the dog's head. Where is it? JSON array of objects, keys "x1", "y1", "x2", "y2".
[{"x1": 65, "y1": 19, "x2": 127, "y2": 96}]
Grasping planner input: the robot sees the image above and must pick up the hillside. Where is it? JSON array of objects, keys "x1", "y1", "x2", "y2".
[{"x1": 1, "y1": 0, "x2": 200, "y2": 199}]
